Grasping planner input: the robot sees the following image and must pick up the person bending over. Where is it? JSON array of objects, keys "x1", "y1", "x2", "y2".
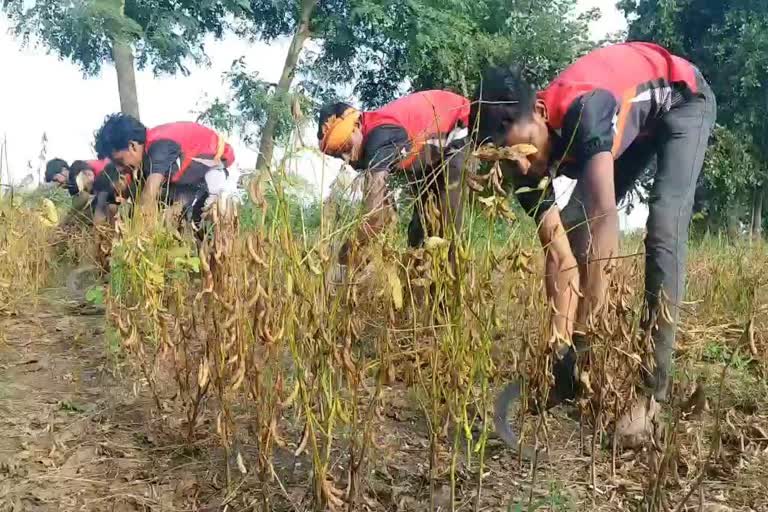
[
  {"x1": 471, "y1": 42, "x2": 716, "y2": 445},
  {"x1": 67, "y1": 159, "x2": 110, "y2": 196},
  {"x1": 92, "y1": 114, "x2": 237, "y2": 224},
  {"x1": 317, "y1": 90, "x2": 472, "y2": 265},
  {"x1": 44, "y1": 158, "x2": 70, "y2": 188}
]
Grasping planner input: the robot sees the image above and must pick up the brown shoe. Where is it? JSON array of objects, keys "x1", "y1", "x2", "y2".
[{"x1": 615, "y1": 396, "x2": 661, "y2": 449}]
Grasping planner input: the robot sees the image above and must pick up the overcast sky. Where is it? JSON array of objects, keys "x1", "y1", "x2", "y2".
[{"x1": 0, "y1": 1, "x2": 643, "y2": 227}]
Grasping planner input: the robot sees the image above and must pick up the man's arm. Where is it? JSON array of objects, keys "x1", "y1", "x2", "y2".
[
  {"x1": 537, "y1": 207, "x2": 580, "y2": 351},
  {"x1": 139, "y1": 173, "x2": 166, "y2": 218},
  {"x1": 576, "y1": 151, "x2": 619, "y2": 328},
  {"x1": 339, "y1": 126, "x2": 407, "y2": 265},
  {"x1": 511, "y1": 168, "x2": 580, "y2": 350},
  {"x1": 141, "y1": 140, "x2": 182, "y2": 218},
  {"x1": 558, "y1": 89, "x2": 621, "y2": 332}
]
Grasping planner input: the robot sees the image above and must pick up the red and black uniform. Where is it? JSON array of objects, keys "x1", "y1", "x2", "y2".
[
  {"x1": 354, "y1": 90, "x2": 471, "y2": 248},
  {"x1": 85, "y1": 159, "x2": 110, "y2": 176},
  {"x1": 515, "y1": 42, "x2": 717, "y2": 403},
  {"x1": 514, "y1": 42, "x2": 712, "y2": 218},
  {"x1": 355, "y1": 90, "x2": 470, "y2": 172},
  {"x1": 139, "y1": 122, "x2": 236, "y2": 224},
  {"x1": 542, "y1": 42, "x2": 698, "y2": 163},
  {"x1": 143, "y1": 122, "x2": 235, "y2": 185},
  {"x1": 67, "y1": 158, "x2": 110, "y2": 196},
  {"x1": 92, "y1": 122, "x2": 235, "y2": 227}
]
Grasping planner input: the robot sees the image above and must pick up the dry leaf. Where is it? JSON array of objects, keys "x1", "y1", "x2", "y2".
[
  {"x1": 197, "y1": 358, "x2": 210, "y2": 388},
  {"x1": 473, "y1": 143, "x2": 538, "y2": 162},
  {"x1": 386, "y1": 265, "x2": 403, "y2": 311},
  {"x1": 236, "y1": 452, "x2": 247, "y2": 475},
  {"x1": 39, "y1": 199, "x2": 59, "y2": 227}
]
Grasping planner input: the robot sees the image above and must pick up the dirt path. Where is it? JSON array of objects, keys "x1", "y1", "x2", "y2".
[{"x1": 0, "y1": 297, "x2": 224, "y2": 512}]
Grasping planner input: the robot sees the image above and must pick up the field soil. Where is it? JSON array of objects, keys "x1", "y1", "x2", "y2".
[{"x1": 2, "y1": 283, "x2": 767, "y2": 511}]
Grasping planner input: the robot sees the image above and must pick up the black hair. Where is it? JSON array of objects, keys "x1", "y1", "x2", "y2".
[
  {"x1": 470, "y1": 66, "x2": 536, "y2": 146},
  {"x1": 94, "y1": 113, "x2": 147, "y2": 159},
  {"x1": 44, "y1": 158, "x2": 69, "y2": 182},
  {"x1": 317, "y1": 102, "x2": 354, "y2": 140},
  {"x1": 67, "y1": 160, "x2": 92, "y2": 195},
  {"x1": 92, "y1": 163, "x2": 126, "y2": 203}
]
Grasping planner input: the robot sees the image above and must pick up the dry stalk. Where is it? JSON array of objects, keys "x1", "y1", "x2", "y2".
[
  {"x1": 672, "y1": 338, "x2": 741, "y2": 511},
  {"x1": 0, "y1": 198, "x2": 55, "y2": 313}
]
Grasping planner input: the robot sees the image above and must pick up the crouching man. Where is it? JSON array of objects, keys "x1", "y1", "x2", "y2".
[
  {"x1": 44, "y1": 158, "x2": 70, "y2": 188},
  {"x1": 67, "y1": 159, "x2": 110, "y2": 196},
  {"x1": 92, "y1": 114, "x2": 238, "y2": 226},
  {"x1": 317, "y1": 90, "x2": 471, "y2": 265},
  {"x1": 62, "y1": 159, "x2": 111, "y2": 221},
  {"x1": 472, "y1": 42, "x2": 716, "y2": 446}
]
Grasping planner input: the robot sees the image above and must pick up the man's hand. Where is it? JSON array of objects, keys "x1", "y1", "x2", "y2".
[
  {"x1": 341, "y1": 169, "x2": 395, "y2": 266},
  {"x1": 578, "y1": 151, "x2": 619, "y2": 328},
  {"x1": 139, "y1": 173, "x2": 165, "y2": 222},
  {"x1": 538, "y1": 207, "x2": 580, "y2": 352}
]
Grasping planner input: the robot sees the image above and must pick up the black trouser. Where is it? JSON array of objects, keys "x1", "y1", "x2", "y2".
[
  {"x1": 404, "y1": 139, "x2": 470, "y2": 248},
  {"x1": 160, "y1": 182, "x2": 208, "y2": 237},
  {"x1": 346, "y1": 138, "x2": 470, "y2": 266},
  {"x1": 560, "y1": 74, "x2": 717, "y2": 401}
]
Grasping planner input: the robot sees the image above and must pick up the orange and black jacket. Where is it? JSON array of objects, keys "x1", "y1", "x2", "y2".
[
  {"x1": 515, "y1": 42, "x2": 701, "y2": 218},
  {"x1": 143, "y1": 122, "x2": 235, "y2": 186},
  {"x1": 353, "y1": 90, "x2": 470, "y2": 172}
]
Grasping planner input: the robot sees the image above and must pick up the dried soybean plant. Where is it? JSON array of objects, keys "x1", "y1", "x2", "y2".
[
  {"x1": 395, "y1": 151, "x2": 525, "y2": 509},
  {"x1": 578, "y1": 258, "x2": 646, "y2": 483},
  {"x1": 0, "y1": 197, "x2": 55, "y2": 314},
  {"x1": 247, "y1": 171, "x2": 388, "y2": 510},
  {"x1": 107, "y1": 210, "x2": 200, "y2": 412}
]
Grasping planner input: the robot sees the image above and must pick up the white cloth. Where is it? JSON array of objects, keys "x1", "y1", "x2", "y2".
[{"x1": 195, "y1": 160, "x2": 241, "y2": 209}]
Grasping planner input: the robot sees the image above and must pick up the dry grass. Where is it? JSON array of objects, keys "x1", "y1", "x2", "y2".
[
  {"x1": 0, "y1": 196, "x2": 56, "y2": 314},
  {"x1": 2, "y1": 168, "x2": 767, "y2": 511}
]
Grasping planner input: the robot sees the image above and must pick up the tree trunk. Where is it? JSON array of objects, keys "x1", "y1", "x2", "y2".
[
  {"x1": 751, "y1": 184, "x2": 765, "y2": 240},
  {"x1": 725, "y1": 205, "x2": 741, "y2": 240},
  {"x1": 112, "y1": 40, "x2": 140, "y2": 120},
  {"x1": 255, "y1": 0, "x2": 317, "y2": 170}
]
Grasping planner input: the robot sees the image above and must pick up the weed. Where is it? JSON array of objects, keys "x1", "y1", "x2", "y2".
[
  {"x1": 58, "y1": 400, "x2": 86, "y2": 413},
  {"x1": 85, "y1": 285, "x2": 106, "y2": 306},
  {"x1": 507, "y1": 481, "x2": 573, "y2": 511},
  {"x1": 703, "y1": 340, "x2": 753, "y2": 370}
]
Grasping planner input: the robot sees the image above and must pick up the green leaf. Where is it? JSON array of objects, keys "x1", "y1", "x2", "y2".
[
  {"x1": 186, "y1": 257, "x2": 201, "y2": 273},
  {"x1": 85, "y1": 285, "x2": 105, "y2": 305},
  {"x1": 173, "y1": 256, "x2": 201, "y2": 273},
  {"x1": 59, "y1": 400, "x2": 86, "y2": 413}
]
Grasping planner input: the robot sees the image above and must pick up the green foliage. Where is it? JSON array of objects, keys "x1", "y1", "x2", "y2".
[
  {"x1": 58, "y1": 400, "x2": 87, "y2": 413},
  {"x1": 196, "y1": 58, "x2": 311, "y2": 147},
  {"x1": 620, "y1": 0, "x2": 768, "y2": 232},
  {"x1": 1, "y1": 0, "x2": 248, "y2": 76},
  {"x1": 695, "y1": 125, "x2": 761, "y2": 230},
  {"x1": 105, "y1": 326, "x2": 124, "y2": 359},
  {"x1": 238, "y1": 170, "x2": 532, "y2": 252},
  {"x1": 9, "y1": 186, "x2": 71, "y2": 212},
  {"x1": 239, "y1": 173, "x2": 324, "y2": 235},
  {"x1": 303, "y1": 0, "x2": 597, "y2": 108},
  {"x1": 709, "y1": 7, "x2": 768, "y2": 155},
  {"x1": 703, "y1": 340, "x2": 753, "y2": 371},
  {"x1": 85, "y1": 284, "x2": 106, "y2": 305},
  {"x1": 507, "y1": 481, "x2": 574, "y2": 511}
]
